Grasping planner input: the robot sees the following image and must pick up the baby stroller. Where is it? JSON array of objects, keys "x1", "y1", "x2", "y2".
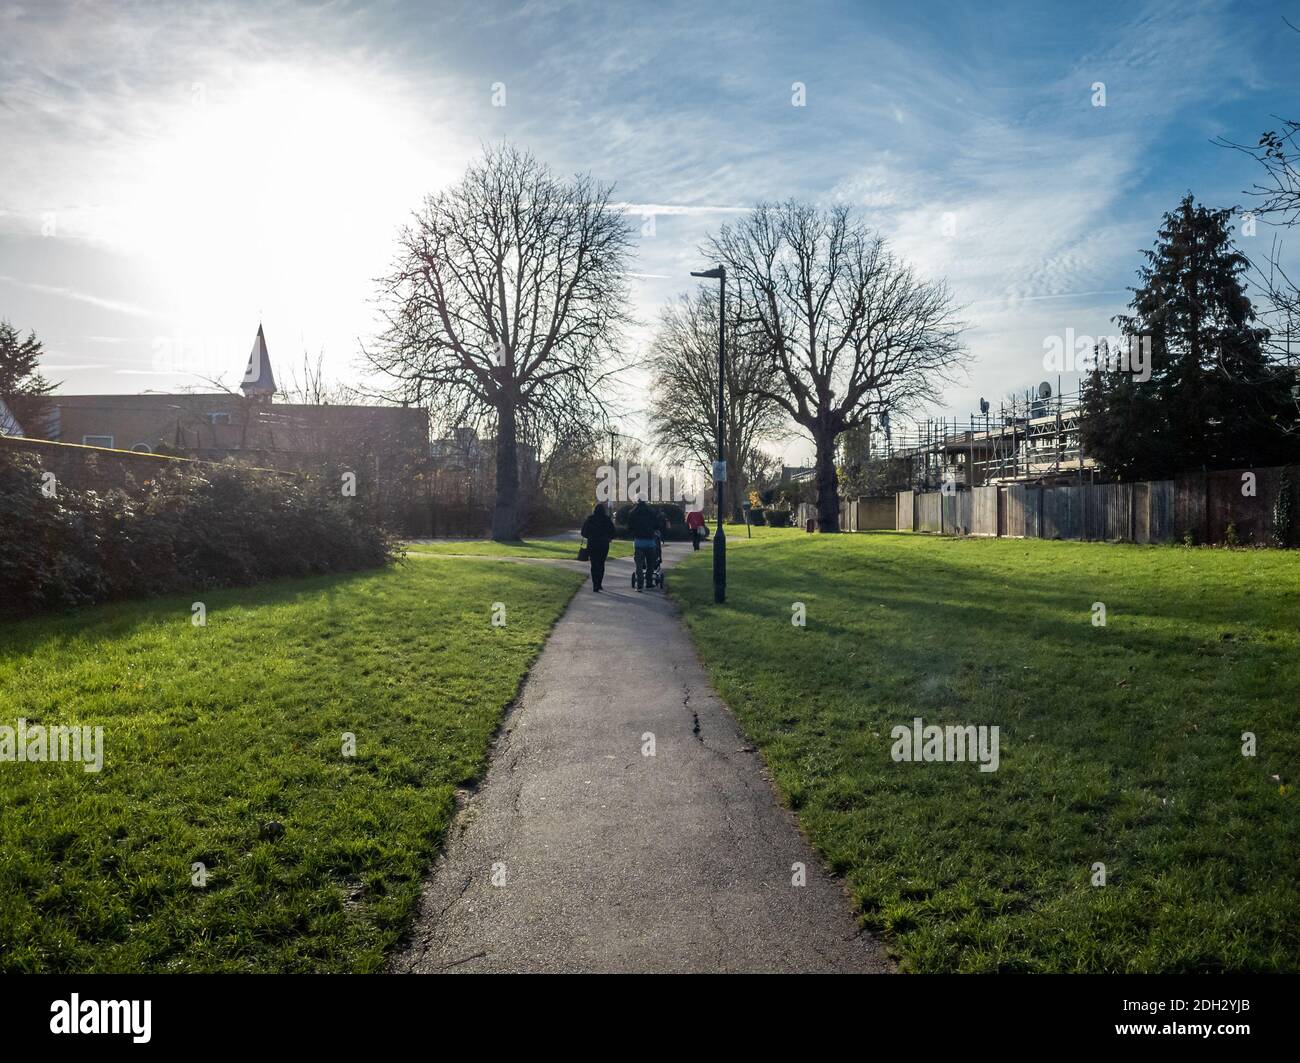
[{"x1": 632, "y1": 532, "x2": 666, "y2": 591}]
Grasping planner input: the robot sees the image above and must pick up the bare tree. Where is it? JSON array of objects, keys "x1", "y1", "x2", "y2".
[
  {"x1": 518, "y1": 377, "x2": 608, "y2": 522},
  {"x1": 1251, "y1": 239, "x2": 1300, "y2": 379},
  {"x1": 1215, "y1": 17, "x2": 1300, "y2": 376},
  {"x1": 367, "y1": 144, "x2": 632, "y2": 539},
  {"x1": 1216, "y1": 62, "x2": 1300, "y2": 231},
  {"x1": 647, "y1": 289, "x2": 785, "y2": 520},
  {"x1": 282, "y1": 349, "x2": 349, "y2": 406},
  {"x1": 708, "y1": 201, "x2": 965, "y2": 531},
  {"x1": 742, "y1": 447, "x2": 781, "y2": 500}
]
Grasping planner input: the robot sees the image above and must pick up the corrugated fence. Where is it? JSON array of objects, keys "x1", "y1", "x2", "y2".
[{"x1": 894, "y1": 466, "x2": 1299, "y2": 545}]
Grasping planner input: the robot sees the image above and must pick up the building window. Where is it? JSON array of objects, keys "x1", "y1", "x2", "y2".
[
  {"x1": 82, "y1": 435, "x2": 114, "y2": 449},
  {"x1": 207, "y1": 412, "x2": 232, "y2": 425},
  {"x1": 131, "y1": 443, "x2": 152, "y2": 453}
]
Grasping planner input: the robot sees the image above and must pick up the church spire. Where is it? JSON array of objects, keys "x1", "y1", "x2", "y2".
[{"x1": 241, "y1": 323, "x2": 277, "y2": 401}]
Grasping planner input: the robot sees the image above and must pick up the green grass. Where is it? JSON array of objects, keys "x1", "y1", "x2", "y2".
[
  {"x1": 0, "y1": 556, "x2": 583, "y2": 972},
  {"x1": 672, "y1": 531, "x2": 1300, "y2": 972},
  {"x1": 405, "y1": 537, "x2": 633, "y2": 559}
]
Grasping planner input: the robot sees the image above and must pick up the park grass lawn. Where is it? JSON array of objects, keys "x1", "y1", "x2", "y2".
[
  {"x1": 672, "y1": 531, "x2": 1300, "y2": 972},
  {"x1": 405, "y1": 538, "x2": 633, "y2": 559},
  {"x1": 0, "y1": 556, "x2": 583, "y2": 972}
]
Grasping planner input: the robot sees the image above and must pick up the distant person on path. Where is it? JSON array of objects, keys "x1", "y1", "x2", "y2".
[
  {"x1": 581, "y1": 502, "x2": 617, "y2": 592},
  {"x1": 686, "y1": 509, "x2": 705, "y2": 551},
  {"x1": 628, "y1": 498, "x2": 661, "y2": 592}
]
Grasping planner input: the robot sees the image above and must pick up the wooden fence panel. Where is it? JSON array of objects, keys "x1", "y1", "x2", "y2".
[
  {"x1": 891, "y1": 467, "x2": 1293, "y2": 545},
  {"x1": 915, "y1": 492, "x2": 942, "y2": 533},
  {"x1": 1041, "y1": 484, "x2": 1082, "y2": 539},
  {"x1": 1082, "y1": 483, "x2": 1105, "y2": 540},
  {"x1": 971, "y1": 486, "x2": 999, "y2": 536},
  {"x1": 856, "y1": 497, "x2": 896, "y2": 530},
  {"x1": 1110, "y1": 483, "x2": 1132, "y2": 540},
  {"x1": 895, "y1": 490, "x2": 914, "y2": 531},
  {"x1": 1209, "y1": 467, "x2": 1278, "y2": 545},
  {"x1": 1041, "y1": 485, "x2": 1061, "y2": 539},
  {"x1": 940, "y1": 491, "x2": 972, "y2": 534},
  {"x1": 1004, "y1": 485, "x2": 1024, "y2": 537},
  {"x1": 1132, "y1": 482, "x2": 1150, "y2": 543},
  {"x1": 1174, "y1": 473, "x2": 1207, "y2": 543},
  {"x1": 1005, "y1": 484, "x2": 1039, "y2": 538},
  {"x1": 1082, "y1": 484, "x2": 1100, "y2": 540},
  {"x1": 1147, "y1": 480, "x2": 1174, "y2": 542}
]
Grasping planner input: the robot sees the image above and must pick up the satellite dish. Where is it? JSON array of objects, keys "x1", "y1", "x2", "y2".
[
  {"x1": 1038, "y1": 381, "x2": 1052, "y2": 399},
  {"x1": 979, "y1": 397, "x2": 990, "y2": 415}
]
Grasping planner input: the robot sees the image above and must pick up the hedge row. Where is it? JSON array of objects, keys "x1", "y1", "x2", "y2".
[{"x1": 0, "y1": 447, "x2": 398, "y2": 616}]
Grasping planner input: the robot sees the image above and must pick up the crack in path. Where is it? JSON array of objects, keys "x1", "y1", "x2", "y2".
[{"x1": 391, "y1": 543, "x2": 891, "y2": 974}]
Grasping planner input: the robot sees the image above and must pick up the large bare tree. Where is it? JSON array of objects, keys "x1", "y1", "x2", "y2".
[
  {"x1": 367, "y1": 144, "x2": 632, "y2": 539},
  {"x1": 647, "y1": 289, "x2": 785, "y2": 520},
  {"x1": 708, "y1": 202, "x2": 965, "y2": 531},
  {"x1": 1216, "y1": 18, "x2": 1300, "y2": 381}
]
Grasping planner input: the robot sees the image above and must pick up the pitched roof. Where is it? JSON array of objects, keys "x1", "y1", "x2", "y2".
[{"x1": 241, "y1": 324, "x2": 277, "y2": 396}]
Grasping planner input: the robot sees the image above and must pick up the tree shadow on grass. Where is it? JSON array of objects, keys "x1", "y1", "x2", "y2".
[
  {"x1": 0, "y1": 566, "x2": 399, "y2": 660},
  {"x1": 679, "y1": 541, "x2": 1300, "y2": 752}
]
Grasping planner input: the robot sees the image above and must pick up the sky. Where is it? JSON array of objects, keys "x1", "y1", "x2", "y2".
[{"x1": 2, "y1": 0, "x2": 1298, "y2": 464}]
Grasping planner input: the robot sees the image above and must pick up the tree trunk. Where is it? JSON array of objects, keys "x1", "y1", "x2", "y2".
[
  {"x1": 814, "y1": 429, "x2": 840, "y2": 532},
  {"x1": 492, "y1": 393, "x2": 520, "y2": 540},
  {"x1": 728, "y1": 471, "x2": 745, "y2": 523}
]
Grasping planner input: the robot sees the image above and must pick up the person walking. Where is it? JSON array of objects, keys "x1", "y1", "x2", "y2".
[
  {"x1": 580, "y1": 502, "x2": 617, "y2": 592},
  {"x1": 627, "y1": 498, "x2": 660, "y2": 591},
  {"x1": 686, "y1": 508, "x2": 705, "y2": 551}
]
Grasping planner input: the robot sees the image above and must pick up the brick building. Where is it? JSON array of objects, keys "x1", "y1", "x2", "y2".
[
  {"x1": 30, "y1": 326, "x2": 432, "y2": 532},
  {"x1": 41, "y1": 325, "x2": 429, "y2": 470},
  {"x1": 38, "y1": 323, "x2": 423, "y2": 462}
]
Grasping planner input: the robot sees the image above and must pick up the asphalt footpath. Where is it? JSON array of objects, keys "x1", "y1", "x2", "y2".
[{"x1": 392, "y1": 542, "x2": 890, "y2": 973}]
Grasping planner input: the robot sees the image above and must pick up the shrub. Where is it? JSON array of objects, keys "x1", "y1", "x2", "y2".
[
  {"x1": 613, "y1": 501, "x2": 690, "y2": 539},
  {"x1": 0, "y1": 448, "x2": 397, "y2": 617},
  {"x1": 1272, "y1": 469, "x2": 1293, "y2": 548}
]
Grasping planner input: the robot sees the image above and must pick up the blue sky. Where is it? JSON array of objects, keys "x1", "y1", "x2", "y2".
[{"x1": 2, "y1": 0, "x2": 1298, "y2": 462}]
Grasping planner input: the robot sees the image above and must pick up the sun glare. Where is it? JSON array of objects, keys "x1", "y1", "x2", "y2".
[{"x1": 100, "y1": 63, "x2": 458, "y2": 374}]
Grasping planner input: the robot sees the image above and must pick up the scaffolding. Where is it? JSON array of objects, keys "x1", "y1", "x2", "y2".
[{"x1": 876, "y1": 384, "x2": 1097, "y2": 491}]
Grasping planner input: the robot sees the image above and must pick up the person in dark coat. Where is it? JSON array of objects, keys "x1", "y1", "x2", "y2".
[
  {"x1": 580, "y1": 502, "x2": 617, "y2": 592},
  {"x1": 627, "y1": 498, "x2": 662, "y2": 591}
]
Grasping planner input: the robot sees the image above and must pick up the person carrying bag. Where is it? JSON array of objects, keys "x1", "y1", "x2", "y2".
[{"x1": 580, "y1": 502, "x2": 616, "y2": 592}]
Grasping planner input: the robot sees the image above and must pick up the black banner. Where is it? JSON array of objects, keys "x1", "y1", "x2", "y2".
[{"x1": 2, "y1": 973, "x2": 1290, "y2": 1051}]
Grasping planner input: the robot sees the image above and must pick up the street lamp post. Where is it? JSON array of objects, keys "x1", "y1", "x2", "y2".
[{"x1": 691, "y1": 265, "x2": 727, "y2": 603}]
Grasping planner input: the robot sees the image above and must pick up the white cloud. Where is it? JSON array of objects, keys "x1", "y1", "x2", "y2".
[
  {"x1": 0, "y1": 0, "x2": 1287, "y2": 464},
  {"x1": 0, "y1": 275, "x2": 159, "y2": 317}
]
